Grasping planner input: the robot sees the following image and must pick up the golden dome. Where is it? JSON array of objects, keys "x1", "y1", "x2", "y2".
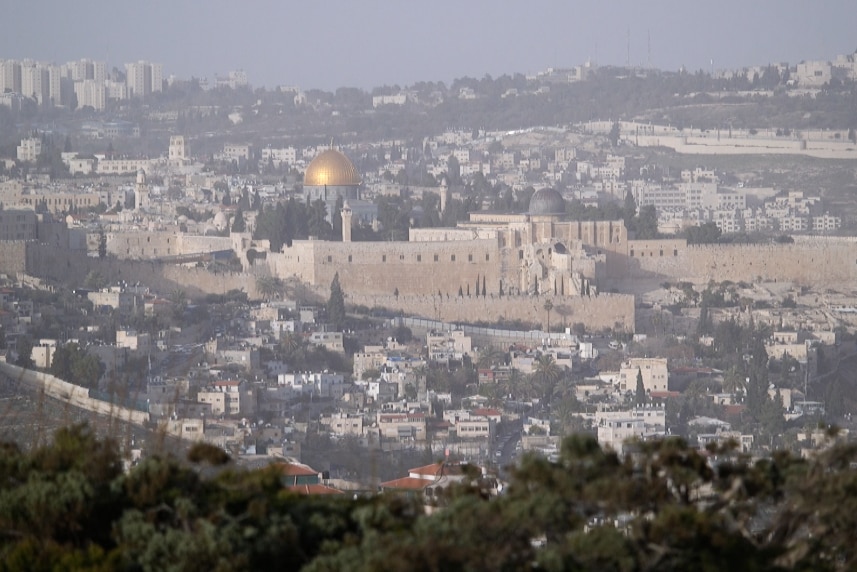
[{"x1": 304, "y1": 149, "x2": 361, "y2": 187}]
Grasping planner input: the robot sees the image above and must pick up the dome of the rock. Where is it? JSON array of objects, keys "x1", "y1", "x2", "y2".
[{"x1": 304, "y1": 149, "x2": 361, "y2": 187}]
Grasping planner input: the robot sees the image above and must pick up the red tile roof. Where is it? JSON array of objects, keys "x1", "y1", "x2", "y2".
[
  {"x1": 408, "y1": 462, "x2": 464, "y2": 478},
  {"x1": 650, "y1": 391, "x2": 680, "y2": 398},
  {"x1": 379, "y1": 476, "x2": 431, "y2": 490},
  {"x1": 277, "y1": 462, "x2": 318, "y2": 477}
]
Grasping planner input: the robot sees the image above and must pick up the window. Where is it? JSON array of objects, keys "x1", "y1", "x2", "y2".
[
  {"x1": 348, "y1": 255, "x2": 352, "y2": 262},
  {"x1": 485, "y1": 254, "x2": 490, "y2": 261},
  {"x1": 659, "y1": 250, "x2": 663, "y2": 257},
  {"x1": 327, "y1": 255, "x2": 332, "y2": 262},
  {"x1": 451, "y1": 254, "x2": 456, "y2": 262},
  {"x1": 382, "y1": 255, "x2": 387, "y2": 262},
  {"x1": 468, "y1": 254, "x2": 473, "y2": 262},
  {"x1": 434, "y1": 254, "x2": 439, "y2": 262},
  {"x1": 417, "y1": 255, "x2": 422, "y2": 262},
  {"x1": 674, "y1": 249, "x2": 678, "y2": 256},
  {"x1": 630, "y1": 250, "x2": 634, "y2": 257}
]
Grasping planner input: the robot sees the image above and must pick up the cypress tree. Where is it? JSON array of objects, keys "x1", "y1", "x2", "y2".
[
  {"x1": 635, "y1": 368, "x2": 647, "y2": 405},
  {"x1": 327, "y1": 273, "x2": 346, "y2": 331}
]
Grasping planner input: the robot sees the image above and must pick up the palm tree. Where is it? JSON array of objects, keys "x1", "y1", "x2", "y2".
[
  {"x1": 552, "y1": 395, "x2": 584, "y2": 436},
  {"x1": 280, "y1": 332, "x2": 308, "y2": 366},
  {"x1": 256, "y1": 275, "x2": 283, "y2": 300},
  {"x1": 477, "y1": 382, "x2": 504, "y2": 407},
  {"x1": 532, "y1": 354, "x2": 564, "y2": 407},
  {"x1": 551, "y1": 377, "x2": 576, "y2": 403},
  {"x1": 721, "y1": 367, "x2": 746, "y2": 395},
  {"x1": 168, "y1": 288, "x2": 188, "y2": 322},
  {"x1": 501, "y1": 368, "x2": 524, "y2": 400},
  {"x1": 543, "y1": 299, "x2": 554, "y2": 336},
  {"x1": 477, "y1": 345, "x2": 505, "y2": 369}
]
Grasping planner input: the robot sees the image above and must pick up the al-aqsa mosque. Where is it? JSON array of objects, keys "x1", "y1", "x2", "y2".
[{"x1": 266, "y1": 149, "x2": 642, "y2": 304}]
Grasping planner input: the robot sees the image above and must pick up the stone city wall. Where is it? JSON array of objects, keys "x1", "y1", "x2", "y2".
[
  {"x1": 0, "y1": 362, "x2": 149, "y2": 425},
  {"x1": 622, "y1": 239, "x2": 857, "y2": 287},
  {"x1": 346, "y1": 292, "x2": 636, "y2": 333},
  {"x1": 629, "y1": 134, "x2": 857, "y2": 160},
  {"x1": 0, "y1": 241, "x2": 29, "y2": 274},
  {"x1": 107, "y1": 230, "x2": 181, "y2": 259},
  {"x1": 269, "y1": 239, "x2": 503, "y2": 297},
  {"x1": 17, "y1": 244, "x2": 261, "y2": 300},
  {"x1": 107, "y1": 231, "x2": 232, "y2": 259}
]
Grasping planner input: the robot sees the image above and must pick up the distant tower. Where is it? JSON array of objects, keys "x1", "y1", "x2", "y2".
[
  {"x1": 168, "y1": 135, "x2": 188, "y2": 166},
  {"x1": 134, "y1": 169, "x2": 150, "y2": 211},
  {"x1": 341, "y1": 201, "x2": 353, "y2": 242},
  {"x1": 439, "y1": 175, "x2": 449, "y2": 214}
]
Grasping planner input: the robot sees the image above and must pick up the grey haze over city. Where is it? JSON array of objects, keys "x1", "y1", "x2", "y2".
[{"x1": 3, "y1": 0, "x2": 856, "y2": 90}]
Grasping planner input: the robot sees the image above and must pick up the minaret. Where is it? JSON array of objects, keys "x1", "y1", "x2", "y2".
[
  {"x1": 439, "y1": 175, "x2": 449, "y2": 214},
  {"x1": 341, "y1": 200, "x2": 353, "y2": 242}
]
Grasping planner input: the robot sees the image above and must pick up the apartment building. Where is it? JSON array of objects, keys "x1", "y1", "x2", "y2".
[
  {"x1": 16, "y1": 137, "x2": 41, "y2": 162},
  {"x1": 125, "y1": 61, "x2": 163, "y2": 98},
  {"x1": 596, "y1": 404, "x2": 666, "y2": 454},
  {"x1": 377, "y1": 412, "x2": 427, "y2": 442},
  {"x1": 617, "y1": 358, "x2": 669, "y2": 393}
]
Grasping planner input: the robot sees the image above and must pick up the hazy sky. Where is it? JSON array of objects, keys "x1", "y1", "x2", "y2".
[{"x1": 3, "y1": 0, "x2": 855, "y2": 91}]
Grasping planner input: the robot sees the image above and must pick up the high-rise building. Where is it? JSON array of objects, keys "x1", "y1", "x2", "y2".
[
  {"x1": 66, "y1": 59, "x2": 107, "y2": 83},
  {"x1": 74, "y1": 79, "x2": 106, "y2": 111},
  {"x1": 149, "y1": 62, "x2": 163, "y2": 93},
  {"x1": 47, "y1": 65, "x2": 64, "y2": 106},
  {"x1": 0, "y1": 60, "x2": 22, "y2": 93},
  {"x1": 125, "y1": 61, "x2": 163, "y2": 98},
  {"x1": 125, "y1": 61, "x2": 148, "y2": 98},
  {"x1": 21, "y1": 61, "x2": 50, "y2": 104},
  {"x1": 106, "y1": 79, "x2": 127, "y2": 100}
]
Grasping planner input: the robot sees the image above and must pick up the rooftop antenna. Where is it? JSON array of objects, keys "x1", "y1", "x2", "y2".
[
  {"x1": 627, "y1": 27, "x2": 631, "y2": 68},
  {"x1": 647, "y1": 30, "x2": 651, "y2": 69}
]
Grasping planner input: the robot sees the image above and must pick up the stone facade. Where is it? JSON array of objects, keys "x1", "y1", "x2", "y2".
[{"x1": 622, "y1": 237, "x2": 857, "y2": 288}]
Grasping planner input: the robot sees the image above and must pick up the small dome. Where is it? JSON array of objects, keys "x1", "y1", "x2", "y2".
[
  {"x1": 304, "y1": 149, "x2": 361, "y2": 187},
  {"x1": 213, "y1": 211, "x2": 228, "y2": 230},
  {"x1": 529, "y1": 188, "x2": 565, "y2": 215}
]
